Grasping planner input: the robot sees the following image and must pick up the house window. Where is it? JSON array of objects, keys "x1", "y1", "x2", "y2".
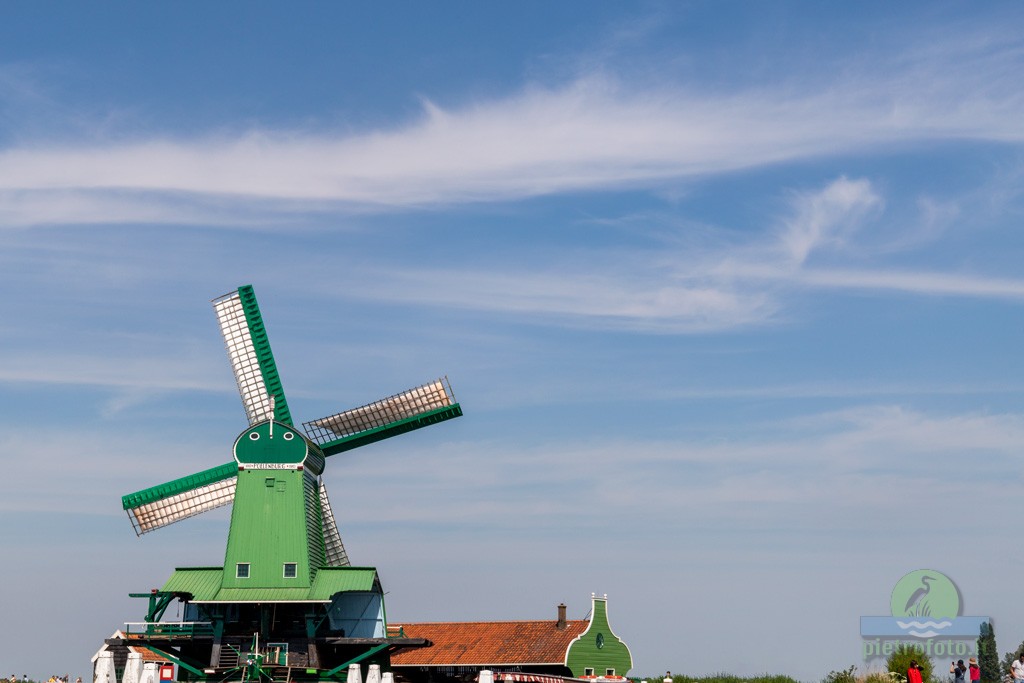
[
  {"x1": 584, "y1": 670, "x2": 595, "y2": 677},
  {"x1": 236, "y1": 563, "x2": 250, "y2": 578},
  {"x1": 606, "y1": 670, "x2": 615, "y2": 676},
  {"x1": 283, "y1": 562, "x2": 297, "y2": 578}
]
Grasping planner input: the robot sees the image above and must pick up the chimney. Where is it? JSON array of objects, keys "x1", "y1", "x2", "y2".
[{"x1": 557, "y1": 603, "x2": 567, "y2": 630}]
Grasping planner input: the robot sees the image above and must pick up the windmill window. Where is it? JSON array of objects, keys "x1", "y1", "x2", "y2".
[
  {"x1": 249, "y1": 432, "x2": 260, "y2": 441},
  {"x1": 283, "y1": 562, "x2": 297, "y2": 579},
  {"x1": 283, "y1": 432, "x2": 294, "y2": 441},
  {"x1": 236, "y1": 563, "x2": 250, "y2": 579},
  {"x1": 265, "y1": 477, "x2": 275, "y2": 487}
]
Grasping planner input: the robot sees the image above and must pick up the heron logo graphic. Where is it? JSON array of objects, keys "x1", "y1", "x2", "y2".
[
  {"x1": 891, "y1": 570, "x2": 961, "y2": 620},
  {"x1": 861, "y1": 569, "x2": 989, "y2": 661}
]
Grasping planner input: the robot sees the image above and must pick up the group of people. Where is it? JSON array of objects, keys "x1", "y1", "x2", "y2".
[
  {"x1": 949, "y1": 658, "x2": 981, "y2": 683},
  {"x1": 905, "y1": 657, "x2": 981, "y2": 683},
  {"x1": 8, "y1": 675, "x2": 81, "y2": 683}
]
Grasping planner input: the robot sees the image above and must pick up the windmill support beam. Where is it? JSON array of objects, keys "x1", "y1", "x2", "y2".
[
  {"x1": 129, "y1": 591, "x2": 181, "y2": 623},
  {"x1": 139, "y1": 645, "x2": 207, "y2": 678},
  {"x1": 209, "y1": 618, "x2": 225, "y2": 668},
  {"x1": 305, "y1": 610, "x2": 321, "y2": 669}
]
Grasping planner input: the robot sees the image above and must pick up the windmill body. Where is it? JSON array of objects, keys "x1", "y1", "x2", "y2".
[{"x1": 116, "y1": 286, "x2": 462, "y2": 681}]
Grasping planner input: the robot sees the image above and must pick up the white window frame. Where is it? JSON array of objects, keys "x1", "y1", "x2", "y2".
[
  {"x1": 283, "y1": 562, "x2": 298, "y2": 579},
  {"x1": 236, "y1": 562, "x2": 250, "y2": 579}
]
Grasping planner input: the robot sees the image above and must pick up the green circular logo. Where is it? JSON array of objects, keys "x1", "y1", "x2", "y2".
[{"x1": 891, "y1": 569, "x2": 962, "y2": 618}]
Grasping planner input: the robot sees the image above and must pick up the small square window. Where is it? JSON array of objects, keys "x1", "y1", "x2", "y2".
[
  {"x1": 236, "y1": 563, "x2": 250, "y2": 579},
  {"x1": 606, "y1": 671, "x2": 615, "y2": 676},
  {"x1": 283, "y1": 563, "x2": 297, "y2": 579},
  {"x1": 584, "y1": 670, "x2": 594, "y2": 677}
]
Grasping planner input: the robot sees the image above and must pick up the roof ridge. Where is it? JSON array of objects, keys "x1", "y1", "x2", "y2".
[{"x1": 391, "y1": 619, "x2": 587, "y2": 625}]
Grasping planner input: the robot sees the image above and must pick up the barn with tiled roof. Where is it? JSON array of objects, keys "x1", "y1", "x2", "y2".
[{"x1": 390, "y1": 595, "x2": 632, "y2": 683}]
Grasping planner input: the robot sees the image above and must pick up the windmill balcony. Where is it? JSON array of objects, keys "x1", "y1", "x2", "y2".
[{"x1": 124, "y1": 621, "x2": 215, "y2": 638}]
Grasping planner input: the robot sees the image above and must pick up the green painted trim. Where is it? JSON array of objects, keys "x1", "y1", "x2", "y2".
[
  {"x1": 140, "y1": 645, "x2": 206, "y2": 678},
  {"x1": 122, "y1": 462, "x2": 237, "y2": 510},
  {"x1": 237, "y1": 285, "x2": 292, "y2": 426},
  {"x1": 317, "y1": 404, "x2": 462, "y2": 457}
]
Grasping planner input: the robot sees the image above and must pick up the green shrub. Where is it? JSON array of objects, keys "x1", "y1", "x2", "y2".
[
  {"x1": 822, "y1": 665, "x2": 857, "y2": 683},
  {"x1": 886, "y1": 644, "x2": 934, "y2": 683}
]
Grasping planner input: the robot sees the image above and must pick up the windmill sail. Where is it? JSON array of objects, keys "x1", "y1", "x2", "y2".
[
  {"x1": 123, "y1": 462, "x2": 238, "y2": 535},
  {"x1": 319, "y1": 482, "x2": 350, "y2": 567},
  {"x1": 212, "y1": 285, "x2": 292, "y2": 427},
  {"x1": 302, "y1": 378, "x2": 462, "y2": 456}
]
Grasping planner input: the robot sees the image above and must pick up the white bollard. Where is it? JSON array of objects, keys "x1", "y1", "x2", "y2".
[
  {"x1": 121, "y1": 652, "x2": 143, "y2": 683},
  {"x1": 349, "y1": 664, "x2": 363, "y2": 683},
  {"x1": 366, "y1": 664, "x2": 381, "y2": 683},
  {"x1": 479, "y1": 671, "x2": 494, "y2": 683}
]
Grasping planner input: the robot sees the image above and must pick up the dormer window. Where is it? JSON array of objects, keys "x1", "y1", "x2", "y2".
[
  {"x1": 236, "y1": 563, "x2": 250, "y2": 579},
  {"x1": 283, "y1": 562, "x2": 297, "y2": 579}
]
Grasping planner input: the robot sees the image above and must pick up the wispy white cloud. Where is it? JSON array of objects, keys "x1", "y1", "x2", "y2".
[
  {"x1": 0, "y1": 33, "x2": 1022, "y2": 226},
  {"x1": 305, "y1": 175, "x2": 1024, "y2": 332},
  {"x1": 778, "y1": 177, "x2": 882, "y2": 265},
  {"x1": 326, "y1": 404, "x2": 1024, "y2": 531}
]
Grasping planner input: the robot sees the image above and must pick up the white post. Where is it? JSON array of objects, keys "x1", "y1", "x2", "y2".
[
  {"x1": 349, "y1": 664, "x2": 363, "y2": 683},
  {"x1": 382, "y1": 673, "x2": 395, "y2": 683},
  {"x1": 94, "y1": 652, "x2": 116, "y2": 683},
  {"x1": 479, "y1": 671, "x2": 494, "y2": 683},
  {"x1": 121, "y1": 652, "x2": 143, "y2": 683},
  {"x1": 367, "y1": 664, "x2": 381, "y2": 683},
  {"x1": 138, "y1": 664, "x2": 158, "y2": 683}
]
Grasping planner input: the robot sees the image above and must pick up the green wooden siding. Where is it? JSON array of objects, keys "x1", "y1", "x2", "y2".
[
  {"x1": 565, "y1": 597, "x2": 633, "y2": 677},
  {"x1": 221, "y1": 468, "x2": 317, "y2": 590}
]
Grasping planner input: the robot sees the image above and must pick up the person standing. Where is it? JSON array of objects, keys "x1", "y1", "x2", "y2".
[
  {"x1": 1012, "y1": 654, "x2": 1024, "y2": 682},
  {"x1": 907, "y1": 660, "x2": 923, "y2": 683},
  {"x1": 952, "y1": 660, "x2": 967, "y2": 683},
  {"x1": 969, "y1": 658, "x2": 981, "y2": 683}
]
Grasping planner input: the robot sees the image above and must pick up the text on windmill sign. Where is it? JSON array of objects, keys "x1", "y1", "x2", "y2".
[{"x1": 861, "y1": 570, "x2": 991, "y2": 660}]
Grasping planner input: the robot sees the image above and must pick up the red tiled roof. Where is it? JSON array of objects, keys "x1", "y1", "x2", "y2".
[
  {"x1": 119, "y1": 633, "x2": 171, "y2": 663},
  {"x1": 390, "y1": 620, "x2": 588, "y2": 666}
]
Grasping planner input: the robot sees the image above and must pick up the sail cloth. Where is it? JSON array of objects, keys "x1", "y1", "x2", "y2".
[
  {"x1": 304, "y1": 380, "x2": 454, "y2": 444},
  {"x1": 320, "y1": 482, "x2": 350, "y2": 567}
]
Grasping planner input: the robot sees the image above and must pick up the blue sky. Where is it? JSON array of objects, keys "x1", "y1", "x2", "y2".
[{"x1": 2, "y1": 2, "x2": 1024, "y2": 681}]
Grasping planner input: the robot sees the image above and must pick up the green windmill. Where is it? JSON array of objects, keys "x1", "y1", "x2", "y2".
[{"x1": 118, "y1": 285, "x2": 461, "y2": 681}]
